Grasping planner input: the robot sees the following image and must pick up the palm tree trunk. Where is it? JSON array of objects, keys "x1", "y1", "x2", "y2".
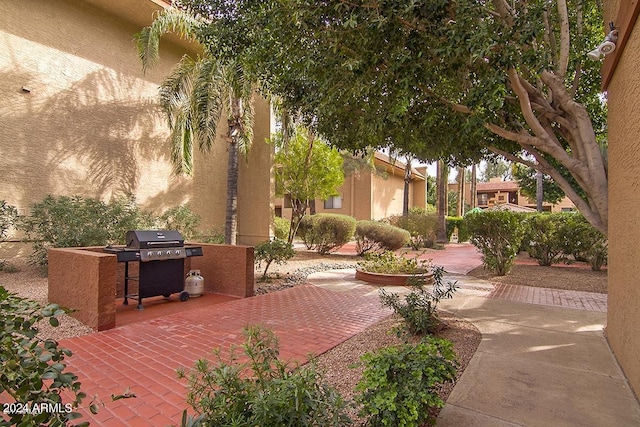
[
  {"x1": 470, "y1": 164, "x2": 477, "y2": 209},
  {"x1": 436, "y1": 160, "x2": 448, "y2": 243},
  {"x1": 403, "y1": 157, "x2": 412, "y2": 217},
  {"x1": 225, "y1": 139, "x2": 239, "y2": 245}
]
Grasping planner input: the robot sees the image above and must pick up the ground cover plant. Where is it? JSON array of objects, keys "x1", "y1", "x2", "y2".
[{"x1": 0, "y1": 286, "x2": 89, "y2": 426}]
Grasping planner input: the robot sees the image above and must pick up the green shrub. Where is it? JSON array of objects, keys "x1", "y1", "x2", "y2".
[
  {"x1": 355, "y1": 336, "x2": 458, "y2": 427},
  {"x1": 358, "y1": 250, "x2": 431, "y2": 274},
  {"x1": 378, "y1": 265, "x2": 457, "y2": 335},
  {"x1": 273, "y1": 216, "x2": 290, "y2": 240},
  {"x1": 297, "y1": 214, "x2": 315, "y2": 249},
  {"x1": 465, "y1": 210, "x2": 526, "y2": 275},
  {"x1": 0, "y1": 286, "x2": 89, "y2": 426},
  {"x1": 177, "y1": 325, "x2": 352, "y2": 426},
  {"x1": 20, "y1": 195, "x2": 152, "y2": 268},
  {"x1": 298, "y1": 213, "x2": 356, "y2": 254},
  {"x1": 559, "y1": 213, "x2": 608, "y2": 271},
  {"x1": 0, "y1": 200, "x2": 18, "y2": 240},
  {"x1": 446, "y1": 216, "x2": 470, "y2": 242},
  {"x1": 254, "y1": 238, "x2": 295, "y2": 278},
  {"x1": 523, "y1": 213, "x2": 569, "y2": 266},
  {"x1": 157, "y1": 204, "x2": 201, "y2": 240},
  {"x1": 387, "y1": 212, "x2": 438, "y2": 249},
  {"x1": 193, "y1": 228, "x2": 225, "y2": 244},
  {"x1": 354, "y1": 221, "x2": 410, "y2": 255}
]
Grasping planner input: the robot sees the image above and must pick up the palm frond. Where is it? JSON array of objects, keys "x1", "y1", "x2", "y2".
[{"x1": 135, "y1": 7, "x2": 201, "y2": 73}]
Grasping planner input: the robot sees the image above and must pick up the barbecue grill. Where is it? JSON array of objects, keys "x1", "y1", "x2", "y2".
[{"x1": 104, "y1": 230, "x2": 203, "y2": 310}]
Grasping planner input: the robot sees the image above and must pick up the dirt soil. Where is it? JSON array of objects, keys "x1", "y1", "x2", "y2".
[{"x1": 467, "y1": 252, "x2": 608, "y2": 294}]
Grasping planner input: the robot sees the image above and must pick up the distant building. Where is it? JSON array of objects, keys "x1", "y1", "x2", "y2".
[
  {"x1": 276, "y1": 152, "x2": 427, "y2": 221},
  {"x1": 449, "y1": 177, "x2": 576, "y2": 213}
]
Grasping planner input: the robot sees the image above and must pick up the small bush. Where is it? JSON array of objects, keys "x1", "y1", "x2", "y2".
[
  {"x1": 177, "y1": 325, "x2": 352, "y2": 426},
  {"x1": 355, "y1": 336, "x2": 458, "y2": 427},
  {"x1": 523, "y1": 213, "x2": 569, "y2": 266},
  {"x1": 465, "y1": 210, "x2": 526, "y2": 275},
  {"x1": 559, "y1": 213, "x2": 608, "y2": 271},
  {"x1": 0, "y1": 200, "x2": 18, "y2": 240},
  {"x1": 274, "y1": 216, "x2": 290, "y2": 240},
  {"x1": 298, "y1": 213, "x2": 356, "y2": 254},
  {"x1": 378, "y1": 265, "x2": 457, "y2": 335},
  {"x1": 0, "y1": 286, "x2": 89, "y2": 426},
  {"x1": 20, "y1": 195, "x2": 152, "y2": 268},
  {"x1": 254, "y1": 238, "x2": 295, "y2": 278},
  {"x1": 358, "y1": 250, "x2": 431, "y2": 274},
  {"x1": 157, "y1": 204, "x2": 201, "y2": 240},
  {"x1": 388, "y1": 212, "x2": 438, "y2": 249},
  {"x1": 193, "y1": 228, "x2": 225, "y2": 244},
  {"x1": 354, "y1": 221, "x2": 410, "y2": 255}
]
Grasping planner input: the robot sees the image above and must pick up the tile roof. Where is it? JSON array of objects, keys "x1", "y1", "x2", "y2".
[{"x1": 476, "y1": 180, "x2": 520, "y2": 192}]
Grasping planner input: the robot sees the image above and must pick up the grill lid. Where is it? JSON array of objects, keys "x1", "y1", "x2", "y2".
[{"x1": 126, "y1": 230, "x2": 185, "y2": 249}]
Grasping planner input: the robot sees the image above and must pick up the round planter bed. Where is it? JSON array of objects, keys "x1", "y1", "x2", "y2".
[{"x1": 355, "y1": 269, "x2": 434, "y2": 286}]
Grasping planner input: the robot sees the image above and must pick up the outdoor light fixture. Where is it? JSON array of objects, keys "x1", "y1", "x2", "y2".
[{"x1": 587, "y1": 22, "x2": 618, "y2": 60}]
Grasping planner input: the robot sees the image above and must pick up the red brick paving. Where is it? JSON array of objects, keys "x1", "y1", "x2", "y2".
[
  {"x1": 487, "y1": 283, "x2": 607, "y2": 312},
  {"x1": 55, "y1": 284, "x2": 391, "y2": 426}
]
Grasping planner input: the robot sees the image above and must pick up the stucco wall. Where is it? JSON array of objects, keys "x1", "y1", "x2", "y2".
[
  {"x1": 0, "y1": 0, "x2": 272, "y2": 245},
  {"x1": 604, "y1": 0, "x2": 640, "y2": 398}
]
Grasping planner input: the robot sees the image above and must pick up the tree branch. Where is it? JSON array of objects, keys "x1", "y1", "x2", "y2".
[{"x1": 556, "y1": 0, "x2": 570, "y2": 78}]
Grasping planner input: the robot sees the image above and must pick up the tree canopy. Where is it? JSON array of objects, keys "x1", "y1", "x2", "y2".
[{"x1": 176, "y1": 0, "x2": 609, "y2": 235}]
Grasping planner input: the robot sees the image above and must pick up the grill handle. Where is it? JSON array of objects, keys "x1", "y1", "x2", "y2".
[{"x1": 146, "y1": 240, "x2": 182, "y2": 246}]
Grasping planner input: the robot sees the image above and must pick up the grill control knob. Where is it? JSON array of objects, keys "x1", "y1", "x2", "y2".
[
  {"x1": 166, "y1": 250, "x2": 171, "y2": 256},
  {"x1": 175, "y1": 249, "x2": 181, "y2": 255},
  {"x1": 156, "y1": 251, "x2": 162, "y2": 257},
  {"x1": 146, "y1": 251, "x2": 154, "y2": 258}
]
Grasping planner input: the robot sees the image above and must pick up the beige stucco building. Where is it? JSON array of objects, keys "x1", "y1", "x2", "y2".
[
  {"x1": 449, "y1": 177, "x2": 576, "y2": 213},
  {"x1": 0, "y1": 0, "x2": 273, "y2": 245},
  {"x1": 603, "y1": 0, "x2": 640, "y2": 399},
  {"x1": 276, "y1": 153, "x2": 427, "y2": 222}
]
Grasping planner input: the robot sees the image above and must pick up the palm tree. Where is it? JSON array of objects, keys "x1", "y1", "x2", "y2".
[{"x1": 135, "y1": 8, "x2": 255, "y2": 244}]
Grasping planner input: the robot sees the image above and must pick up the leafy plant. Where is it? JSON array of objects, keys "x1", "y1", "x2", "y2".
[
  {"x1": 357, "y1": 251, "x2": 430, "y2": 275},
  {"x1": 157, "y1": 204, "x2": 201, "y2": 240},
  {"x1": 378, "y1": 265, "x2": 457, "y2": 336},
  {"x1": 465, "y1": 210, "x2": 526, "y2": 276},
  {"x1": 387, "y1": 212, "x2": 438, "y2": 249},
  {"x1": 298, "y1": 213, "x2": 356, "y2": 254},
  {"x1": 523, "y1": 213, "x2": 570, "y2": 266},
  {"x1": 0, "y1": 200, "x2": 18, "y2": 240},
  {"x1": 273, "y1": 216, "x2": 290, "y2": 241},
  {"x1": 20, "y1": 195, "x2": 152, "y2": 269},
  {"x1": 254, "y1": 238, "x2": 295, "y2": 279},
  {"x1": 355, "y1": 336, "x2": 458, "y2": 427},
  {"x1": 177, "y1": 325, "x2": 352, "y2": 426},
  {"x1": 354, "y1": 221, "x2": 410, "y2": 255},
  {"x1": 0, "y1": 286, "x2": 89, "y2": 426},
  {"x1": 559, "y1": 213, "x2": 608, "y2": 271}
]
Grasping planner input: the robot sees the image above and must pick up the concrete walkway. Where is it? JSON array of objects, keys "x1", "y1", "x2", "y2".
[{"x1": 437, "y1": 277, "x2": 640, "y2": 426}]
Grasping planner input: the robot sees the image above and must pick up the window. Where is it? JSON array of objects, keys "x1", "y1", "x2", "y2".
[
  {"x1": 324, "y1": 195, "x2": 342, "y2": 209},
  {"x1": 478, "y1": 193, "x2": 489, "y2": 206}
]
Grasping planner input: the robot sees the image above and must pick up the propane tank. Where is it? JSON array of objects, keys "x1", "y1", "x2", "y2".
[{"x1": 185, "y1": 270, "x2": 204, "y2": 297}]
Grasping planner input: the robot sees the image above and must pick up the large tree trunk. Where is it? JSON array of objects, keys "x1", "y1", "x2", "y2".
[
  {"x1": 436, "y1": 160, "x2": 448, "y2": 243},
  {"x1": 225, "y1": 138, "x2": 239, "y2": 245},
  {"x1": 485, "y1": 69, "x2": 608, "y2": 235}
]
